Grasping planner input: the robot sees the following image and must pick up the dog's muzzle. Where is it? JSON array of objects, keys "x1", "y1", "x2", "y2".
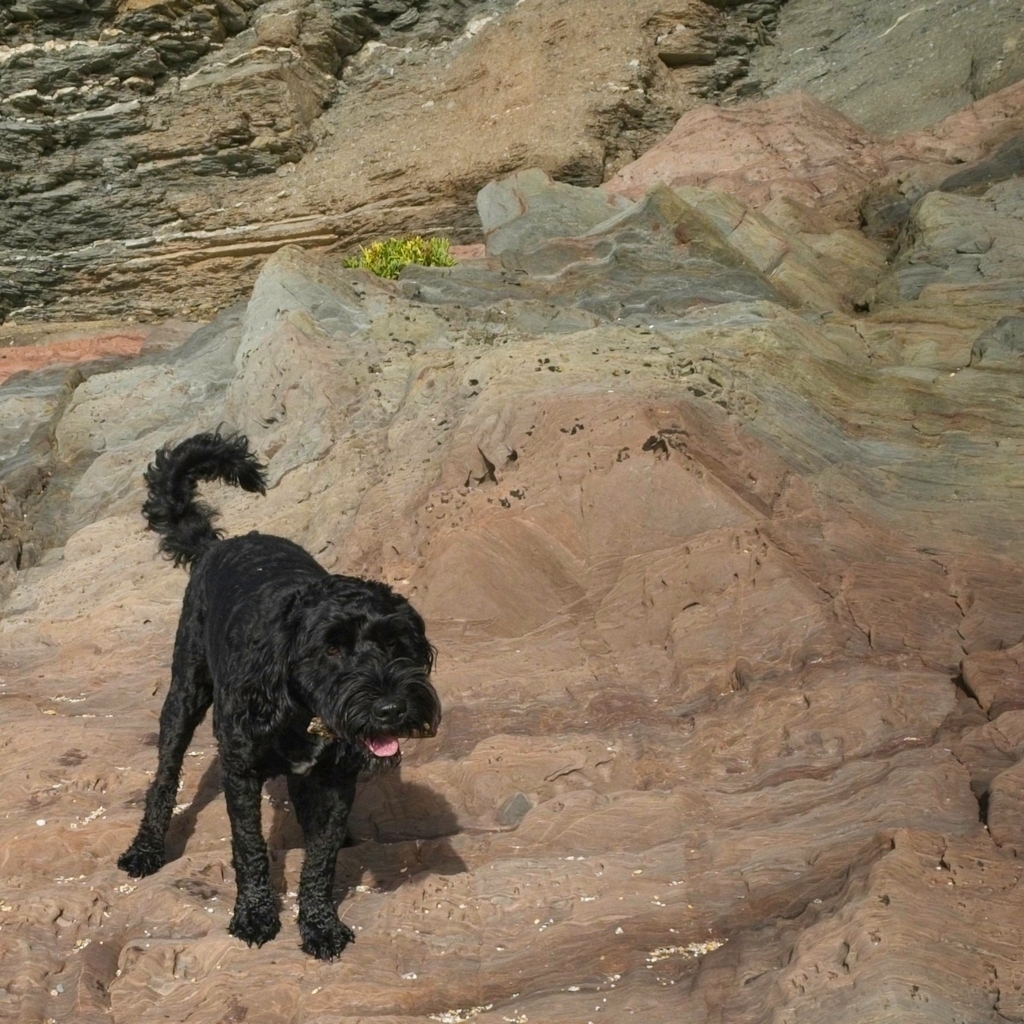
[{"x1": 321, "y1": 657, "x2": 441, "y2": 762}]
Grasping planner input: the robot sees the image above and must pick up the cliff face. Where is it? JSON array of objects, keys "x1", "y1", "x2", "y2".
[
  {"x1": 7, "y1": 0, "x2": 1019, "y2": 325},
  {"x1": 0, "y1": 0, "x2": 507, "y2": 322},
  {"x1": 3, "y1": 2, "x2": 1024, "y2": 1022}
]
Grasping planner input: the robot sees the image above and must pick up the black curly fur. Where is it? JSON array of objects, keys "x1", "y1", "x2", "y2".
[
  {"x1": 141, "y1": 430, "x2": 267, "y2": 567},
  {"x1": 119, "y1": 433, "x2": 441, "y2": 960}
]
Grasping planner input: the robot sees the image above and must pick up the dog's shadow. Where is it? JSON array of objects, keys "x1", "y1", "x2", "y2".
[
  {"x1": 166, "y1": 756, "x2": 467, "y2": 895},
  {"x1": 165, "y1": 755, "x2": 224, "y2": 864}
]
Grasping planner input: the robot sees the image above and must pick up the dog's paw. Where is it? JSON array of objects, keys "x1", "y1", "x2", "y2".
[
  {"x1": 299, "y1": 912, "x2": 355, "y2": 961},
  {"x1": 228, "y1": 894, "x2": 281, "y2": 948},
  {"x1": 118, "y1": 842, "x2": 166, "y2": 878}
]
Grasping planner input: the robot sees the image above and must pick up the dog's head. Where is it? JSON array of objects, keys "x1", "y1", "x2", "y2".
[{"x1": 289, "y1": 575, "x2": 441, "y2": 771}]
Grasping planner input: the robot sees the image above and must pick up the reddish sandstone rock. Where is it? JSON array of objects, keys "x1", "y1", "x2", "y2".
[
  {"x1": 605, "y1": 80, "x2": 1024, "y2": 226},
  {"x1": 605, "y1": 91, "x2": 888, "y2": 223},
  {"x1": 0, "y1": 329, "x2": 147, "y2": 385}
]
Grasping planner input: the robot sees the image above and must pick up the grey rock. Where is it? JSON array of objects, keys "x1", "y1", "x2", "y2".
[
  {"x1": 886, "y1": 180, "x2": 1024, "y2": 303},
  {"x1": 941, "y1": 135, "x2": 1024, "y2": 194},
  {"x1": 649, "y1": 1, "x2": 788, "y2": 100},
  {"x1": 500, "y1": 182, "x2": 780, "y2": 320},
  {"x1": 409, "y1": 176, "x2": 783, "y2": 322},
  {"x1": 0, "y1": 481, "x2": 27, "y2": 601},
  {"x1": 0, "y1": 363, "x2": 107, "y2": 503},
  {"x1": 970, "y1": 317, "x2": 1024, "y2": 370},
  {"x1": 14, "y1": 306, "x2": 245, "y2": 550},
  {"x1": 859, "y1": 188, "x2": 912, "y2": 245},
  {"x1": 496, "y1": 791, "x2": 533, "y2": 828},
  {"x1": 894, "y1": 262, "x2": 948, "y2": 301},
  {"x1": 478, "y1": 169, "x2": 634, "y2": 258},
  {"x1": 747, "y1": 0, "x2": 1024, "y2": 134},
  {"x1": 398, "y1": 263, "x2": 536, "y2": 308}
]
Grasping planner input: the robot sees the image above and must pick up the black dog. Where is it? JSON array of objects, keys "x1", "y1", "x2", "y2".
[{"x1": 118, "y1": 432, "x2": 441, "y2": 959}]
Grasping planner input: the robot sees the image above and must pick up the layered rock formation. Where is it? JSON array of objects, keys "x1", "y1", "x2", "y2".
[
  {"x1": 747, "y1": 0, "x2": 1024, "y2": 134},
  {"x1": 4, "y1": 84, "x2": 1024, "y2": 1018},
  {"x1": 4, "y1": 0, "x2": 1024, "y2": 1020},
  {"x1": 16, "y1": 0, "x2": 1000, "y2": 326},
  {"x1": 0, "y1": 0, "x2": 511, "y2": 321}
]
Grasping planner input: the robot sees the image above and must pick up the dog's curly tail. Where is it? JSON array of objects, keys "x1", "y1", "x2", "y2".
[{"x1": 142, "y1": 431, "x2": 267, "y2": 567}]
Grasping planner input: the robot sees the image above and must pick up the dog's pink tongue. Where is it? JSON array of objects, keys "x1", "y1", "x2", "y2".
[{"x1": 363, "y1": 736, "x2": 400, "y2": 758}]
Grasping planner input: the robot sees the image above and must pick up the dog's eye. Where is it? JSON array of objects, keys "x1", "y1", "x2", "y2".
[{"x1": 324, "y1": 618, "x2": 358, "y2": 653}]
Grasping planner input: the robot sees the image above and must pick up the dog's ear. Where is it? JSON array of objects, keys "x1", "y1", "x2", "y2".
[
  {"x1": 396, "y1": 602, "x2": 436, "y2": 671},
  {"x1": 233, "y1": 591, "x2": 302, "y2": 735}
]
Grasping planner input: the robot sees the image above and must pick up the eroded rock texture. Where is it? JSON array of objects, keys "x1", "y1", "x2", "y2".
[
  {"x1": 6, "y1": 0, "x2": 1024, "y2": 328},
  {"x1": 0, "y1": 0, "x2": 514, "y2": 321},
  {"x1": 747, "y1": 0, "x2": 1024, "y2": 134},
  {"x1": 3, "y1": 101, "x2": 1024, "y2": 1021}
]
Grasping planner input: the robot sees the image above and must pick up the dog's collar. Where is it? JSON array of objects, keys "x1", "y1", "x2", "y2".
[{"x1": 306, "y1": 716, "x2": 338, "y2": 741}]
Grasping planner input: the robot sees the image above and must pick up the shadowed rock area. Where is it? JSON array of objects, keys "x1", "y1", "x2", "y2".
[{"x1": 3, "y1": 3, "x2": 1024, "y2": 1022}]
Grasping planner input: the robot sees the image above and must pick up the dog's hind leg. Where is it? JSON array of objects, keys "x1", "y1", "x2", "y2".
[
  {"x1": 288, "y1": 763, "x2": 358, "y2": 959},
  {"x1": 118, "y1": 616, "x2": 212, "y2": 878}
]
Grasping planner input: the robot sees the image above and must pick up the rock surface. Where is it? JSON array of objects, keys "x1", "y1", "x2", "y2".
[
  {"x1": 746, "y1": 0, "x2": 1024, "y2": 134},
  {"x1": 4, "y1": 80, "x2": 1024, "y2": 1018},
  {"x1": 4, "y1": 1, "x2": 1024, "y2": 1020},
  {"x1": 605, "y1": 81, "x2": 1024, "y2": 226},
  {"x1": 4, "y1": 0, "x2": 1023, "y2": 325},
  {"x1": 0, "y1": 0, "x2": 506, "y2": 322}
]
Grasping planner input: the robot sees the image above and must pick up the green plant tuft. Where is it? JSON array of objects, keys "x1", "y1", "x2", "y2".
[{"x1": 343, "y1": 235, "x2": 457, "y2": 279}]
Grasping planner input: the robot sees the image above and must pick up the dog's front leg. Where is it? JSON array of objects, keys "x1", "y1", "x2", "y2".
[
  {"x1": 287, "y1": 764, "x2": 358, "y2": 960},
  {"x1": 221, "y1": 761, "x2": 280, "y2": 948}
]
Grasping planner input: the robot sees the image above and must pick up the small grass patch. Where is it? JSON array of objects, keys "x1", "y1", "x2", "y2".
[{"x1": 343, "y1": 235, "x2": 456, "y2": 279}]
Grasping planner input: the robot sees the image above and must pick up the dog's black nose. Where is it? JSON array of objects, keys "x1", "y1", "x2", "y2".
[{"x1": 372, "y1": 697, "x2": 407, "y2": 724}]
